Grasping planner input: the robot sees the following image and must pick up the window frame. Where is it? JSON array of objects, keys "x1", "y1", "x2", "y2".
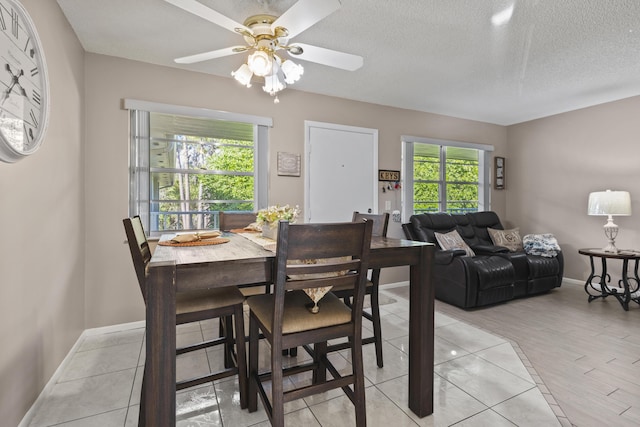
[
  {"x1": 125, "y1": 99, "x2": 272, "y2": 235},
  {"x1": 401, "y1": 135, "x2": 493, "y2": 220}
]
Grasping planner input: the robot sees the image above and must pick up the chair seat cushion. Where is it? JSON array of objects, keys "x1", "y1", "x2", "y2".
[
  {"x1": 247, "y1": 290, "x2": 352, "y2": 334},
  {"x1": 176, "y1": 287, "x2": 245, "y2": 315},
  {"x1": 239, "y1": 285, "x2": 269, "y2": 298}
]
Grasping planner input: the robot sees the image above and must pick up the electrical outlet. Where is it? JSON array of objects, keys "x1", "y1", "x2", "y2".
[{"x1": 385, "y1": 201, "x2": 391, "y2": 211}]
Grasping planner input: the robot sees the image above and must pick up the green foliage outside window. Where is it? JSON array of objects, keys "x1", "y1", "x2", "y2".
[
  {"x1": 413, "y1": 145, "x2": 479, "y2": 214},
  {"x1": 154, "y1": 137, "x2": 255, "y2": 231}
]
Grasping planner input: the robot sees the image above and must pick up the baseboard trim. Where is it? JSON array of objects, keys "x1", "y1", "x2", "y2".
[
  {"x1": 380, "y1": 280, "x2": 409, "y2": 289},
  {"x1": 562, "y1": 277, "x2": 583, "y2": 286},
  {"x1": 83, "y1": 320, "x2": 145, "y2": 336}
]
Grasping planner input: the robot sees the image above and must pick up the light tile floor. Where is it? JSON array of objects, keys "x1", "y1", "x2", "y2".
[{"x1": 24, "y1": 285, "x2": 565, "y2": 426}]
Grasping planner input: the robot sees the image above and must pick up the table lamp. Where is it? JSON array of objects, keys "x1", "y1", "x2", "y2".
[{"x1": 588, "y1": 190, "x2": 632, "y2": 253}]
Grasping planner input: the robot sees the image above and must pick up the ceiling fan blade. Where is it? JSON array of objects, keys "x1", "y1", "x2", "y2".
[
  {"x1": 164, "y1": 0, "x2": 250, "y2": 34},
  {"x1": 291, "y1": 43, "x2": 363, "y2": 71},
  {"x1": 271, "y1": 0, "x2": 341, "y2": 39},
  {"x1": 175, "y1": 46, "x2": 245, "y2": 64}
]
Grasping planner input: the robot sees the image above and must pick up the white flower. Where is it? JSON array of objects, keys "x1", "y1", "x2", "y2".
[{"x1": 256, "y1": 204, "x2": 300, "y2": 225}]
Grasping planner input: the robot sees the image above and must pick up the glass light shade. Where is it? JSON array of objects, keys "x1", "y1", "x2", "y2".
[
  {"x1": 588, "y1": 190, "x2": 632, "y2": 216},
  {"x1": 231, "y1": 63, "x2": 253, "y2": 87},
  {"x1": 262, "y1": 73, "x2": 284, "y2": 95},
  {"x1": 281, "y1": 60, "x2": 304, "y2": 84},
  {"x1": 247, "y1": 50, "x2": 273, "y2": 77}
]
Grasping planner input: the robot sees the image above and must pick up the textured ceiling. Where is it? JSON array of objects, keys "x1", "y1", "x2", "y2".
[{"x1": 56, "y1": 0, "x2": 640, "y2": 125}]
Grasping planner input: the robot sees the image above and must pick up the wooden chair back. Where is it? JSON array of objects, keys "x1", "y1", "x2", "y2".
[
  {"x1": 352, "y1": 211, "x2": 389, "y2": 237},
  {"x1": 123, "y1": 216, "x2": 150, "y2": 302},
  {"x1": 219, "y1": 211, "x2": 257, "y2": 231},
  {"x1": 273, "y1": 220, "x2": 373, "y2": 330}
]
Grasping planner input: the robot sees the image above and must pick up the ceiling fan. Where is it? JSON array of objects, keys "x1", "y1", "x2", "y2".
[{"x1": 164, "y1": 0, "x2": 363, "y2": 102}]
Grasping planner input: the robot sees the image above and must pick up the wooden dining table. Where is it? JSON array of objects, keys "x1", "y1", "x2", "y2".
[{"x1": 145, "y1": 232, "x2": 435, "y2": 426}]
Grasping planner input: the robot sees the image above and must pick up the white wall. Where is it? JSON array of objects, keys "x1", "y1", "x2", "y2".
[{"x1": 0, "y1": 1, "x2": 85, "y2": 425}]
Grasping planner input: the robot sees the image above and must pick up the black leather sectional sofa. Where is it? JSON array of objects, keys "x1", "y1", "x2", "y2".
[{"x1": 402, "y1": 211, "x2": 563, "y2": 308}]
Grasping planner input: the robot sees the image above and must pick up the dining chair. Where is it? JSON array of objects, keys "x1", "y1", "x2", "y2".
[
  {"x1": 218, "y1": 211, "x2": 271, "y2": 298},
  {"x1": 329, "y1": 211, "x2": 389, "y2": 368},
  {"x1": 122, "y1": 216, "x2": 248, "y2": 426},
  {"x1": 218, "y1": 211, "x2": 258, "y2": 232},
  {"x1": 246, "y1": 220, "x2": 373, "y2": 427},
  {"x1": 218, "y1": 210, "x2": 285, "y2": 354}
]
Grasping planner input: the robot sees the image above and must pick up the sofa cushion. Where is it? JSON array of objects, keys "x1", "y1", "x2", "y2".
[
  {"x1": 452, "y1": 214, "x2": 480, "y2": 246},
  {"x1": 434, "y1": 230, "x2": 475, "y2": 256},
  {"x1": 527, "y1": 255, "x2": 560, "y2": 278},
  {"x1": 473, "y1": 256, "x2": 516, "y2": 290},
  {"x1": 466, "y1": 211, "x2": 503, "y2": 245},
  {"x1": 410, "y1": 212, "x2": 457, "y2": 243},
  {"x1": 488, "y1": 227, "x2": 523, "y2": 252}
]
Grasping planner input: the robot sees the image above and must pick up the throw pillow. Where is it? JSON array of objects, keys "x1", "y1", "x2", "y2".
[
  {"x1": 434, "y1": 230, "x2": 475, "y2": 256},
  {"x1": 488, "y1": 227, "x2": 523, "y2": 252}
]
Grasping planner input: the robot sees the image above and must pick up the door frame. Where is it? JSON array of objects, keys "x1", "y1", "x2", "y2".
[{"x1": 304, "y1": 120, "x2": 379, "y2": 223}]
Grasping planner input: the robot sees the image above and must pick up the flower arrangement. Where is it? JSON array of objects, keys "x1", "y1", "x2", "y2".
[{"x1": 256, "y1": 204, "x2": 300, "y2": 226}]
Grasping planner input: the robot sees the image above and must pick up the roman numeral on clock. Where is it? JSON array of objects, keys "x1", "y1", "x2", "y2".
[
  {"x1": 24, "y1": 36, "x2": 31, "y2": 54},
  {"x1": 23, "y1": 123, "x2": 32, "y2": 143},
  {"x1": 0, "y1": 8, "x2": 6, "y2": 31},
  {"x1": 32, "y1": 89, "x2": 40, "y2": 105},
  {"x1": 11, "y1": 9, "x2": 18, "y2": 38},
  {"x1": 30, "y1": 67, "x2": 38, "y2": 77},
  {"x1": 29, "y1": 109, "x2": 38, "y2": 128}
]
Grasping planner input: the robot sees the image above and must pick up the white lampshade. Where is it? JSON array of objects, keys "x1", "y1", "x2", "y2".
[
  {"x1": 247, "y1": 50, "x2": 273, "y2": 77},
  {"x1": 231, "y1": 63, "x2": 253, "y2": 87},
  {"x1": 588, "y1": 190, "x2": 632, "y2": 216},
  {"x1": 262, "y1": 73, "x2": 284, "y2": 95},
  {"x1": 281, "y1": 60, "x2": 304, "y2": 84}
]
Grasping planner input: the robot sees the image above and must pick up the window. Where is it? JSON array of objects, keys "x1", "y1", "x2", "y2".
[
  {"x1": 126, "y1": 100, "x2": 271, "y2": 235},
  {"x1": 402, "y1": 136, "x2": 492, "y2": 219}
]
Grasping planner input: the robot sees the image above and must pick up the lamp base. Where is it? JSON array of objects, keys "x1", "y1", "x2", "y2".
[{"x1": 602, "y1": 217, "x2": 620, "y2": 253}]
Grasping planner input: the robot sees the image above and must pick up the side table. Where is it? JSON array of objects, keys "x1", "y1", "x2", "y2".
[{"x1": 578, "y1": 248, "x2": 640, "y2": 311}]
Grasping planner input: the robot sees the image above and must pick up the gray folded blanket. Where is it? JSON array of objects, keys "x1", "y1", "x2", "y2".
[{"x1": 523, "y1": 234, "x2": 561, "y2": 257}]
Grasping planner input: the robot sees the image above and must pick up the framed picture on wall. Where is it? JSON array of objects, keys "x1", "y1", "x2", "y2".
[
  {"x1": 277, "y1": 152, "x2": 301, "y2": 176},
  {"x1": 494, "y1": 156, "x2": 505, "y2": 189}
]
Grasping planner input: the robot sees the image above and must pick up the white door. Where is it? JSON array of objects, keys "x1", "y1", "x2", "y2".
[{"x1": 304, "y1": 121, "x2": 378, "y2": 223}]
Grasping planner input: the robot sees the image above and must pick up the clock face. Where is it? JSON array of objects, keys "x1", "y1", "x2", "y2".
[{"x1": 0, "y1": 0, "x2": 49, "y2": 163}]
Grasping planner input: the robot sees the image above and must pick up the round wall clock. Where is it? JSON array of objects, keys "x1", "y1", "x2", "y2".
[{"x1": 0, "y1": 0, "x2": 49, "y2": 163}]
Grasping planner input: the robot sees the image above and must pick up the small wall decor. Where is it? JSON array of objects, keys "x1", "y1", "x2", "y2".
[
  {"x1": 379, "y1": 169, "x2": 400, "y2": 182},
  {"x1": 277, "y1": 152, "x2": 301, "y2": 176},
  {"x1": 494, "y1": 156, "x2": 505, "y2": 189}
]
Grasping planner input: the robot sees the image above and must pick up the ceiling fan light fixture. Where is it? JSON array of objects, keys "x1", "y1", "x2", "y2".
[
  {"x1": 247, "y1": 50, "x2": 273, "y2": 76},
  {"x1": 263, "y1": 73, "x2": 285, "y2": 95},
  {"x1": 281, "y1": 59, "x2": 304, "y2": 84},
  {"x1": 231, "y1": 63, "x2": 253, "y2": 87},
  {"x1": 166, "y1": 0, "x2": 364, "y2": 103}
]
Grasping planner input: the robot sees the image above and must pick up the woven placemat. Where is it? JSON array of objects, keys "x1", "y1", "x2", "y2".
[{"x1": 158, "y1": 237, "x2": 230, "y2": 247}]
